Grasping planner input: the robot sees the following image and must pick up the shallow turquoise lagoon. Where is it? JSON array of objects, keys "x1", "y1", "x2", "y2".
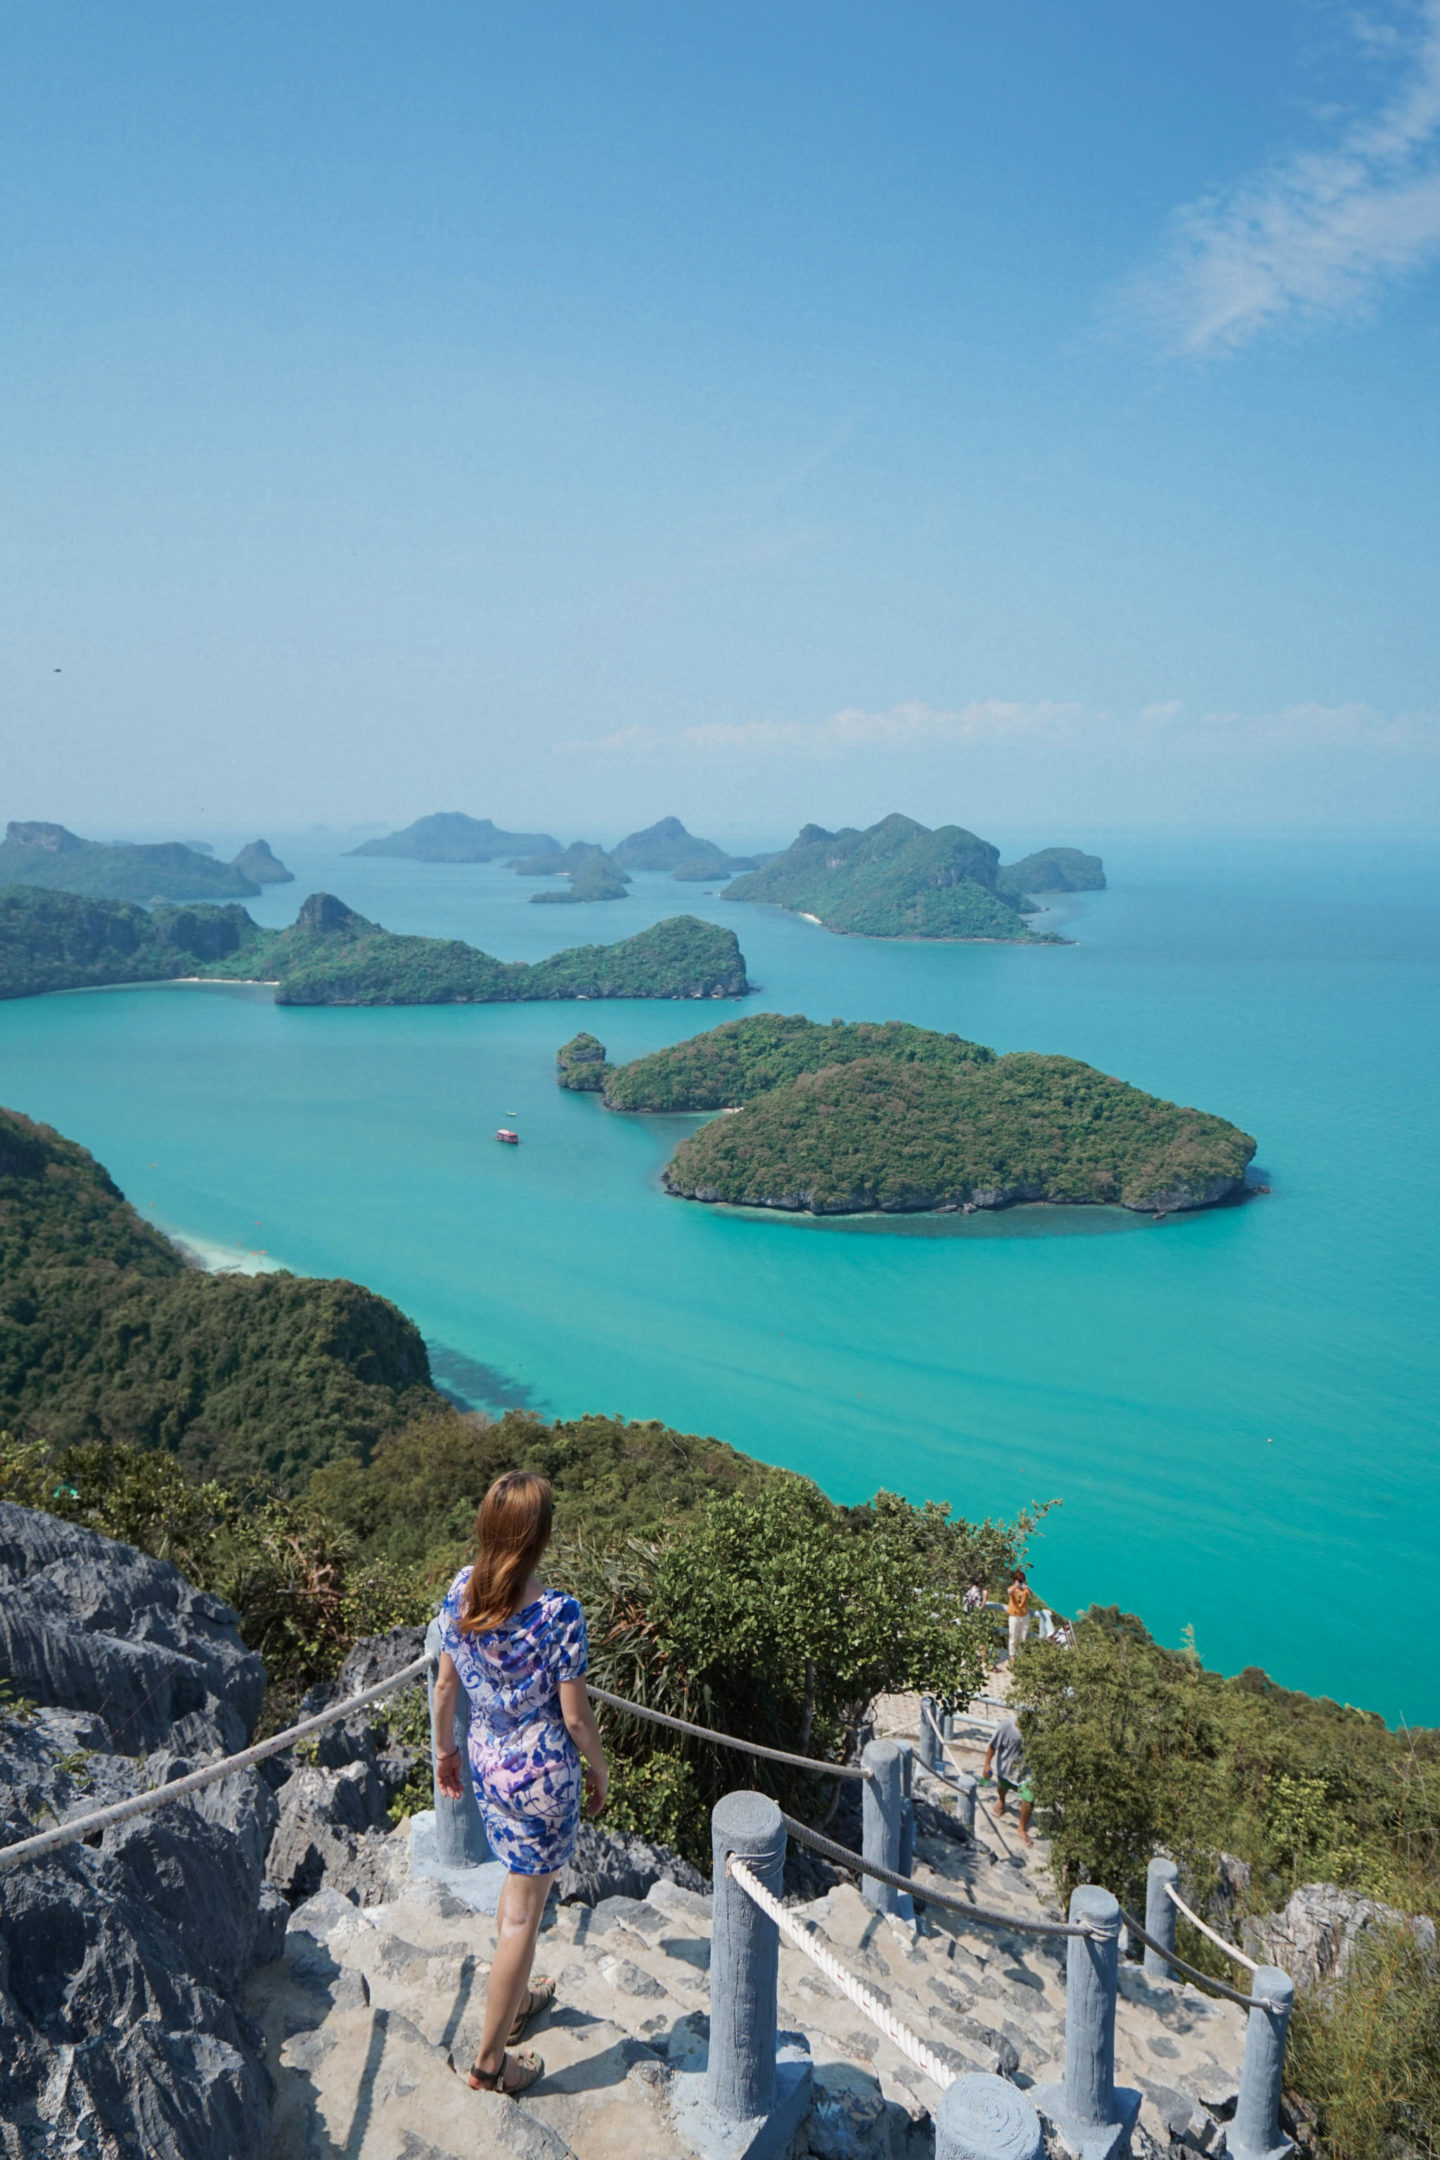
[{"x1": 1, "y1": 832, "x2": 1436, "y2": 1723}]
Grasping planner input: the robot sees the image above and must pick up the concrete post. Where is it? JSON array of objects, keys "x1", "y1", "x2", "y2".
[
  {"x1": 942, "y1": 1712, "x2": 956, "y2": 1741},
  {"x1": 1229, "y1": 1967, "x2": 1295, "y2": 2160},
  {"x1": 897, "y1": 1739, "x2": 917, "y2": 1879},
  {"x1": 861, "y1": 1738, "x2": 911, "y2": 1918},
  {"x1": 425, "y1": 1618, "x2": 489, "y2": 1866},
  {"x1": 1144, "y1": 1855, "x2": 1180, "y2": 1979},
  {"x1": 918, "y1": 1698, "x2": 940, "y2": 1775},
  {"x1": 954, "y1": 1772, "x2": 978, "y2": 1838},
  {"x1": 1033, "y1": 1886, "x2": 1140, "y2": 2160},
  {"x1": 935, "y1": 2071, "x2": 1043, "y2": 2160},
  {"x1": 707, "y1": 1791, "x2": 786, "y2": 2121}
]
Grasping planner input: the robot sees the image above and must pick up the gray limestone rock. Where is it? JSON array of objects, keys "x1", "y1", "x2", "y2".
[
  {"x1": 1244, "y1": 1880, "x2": 1436, "y2": 1992},
  {"x1": 0, "y1": 1755, "x2": 274, "y2": 2159},
  {"x1": 0, "y1": 1514, "x2": 286, "y2": 2160},
  {"x1": 0, "y1": 1502, "x2": 264, "y2": 1755},
  {"x1": 265, "y1": 1759, "x2": 399, "y2": 1905},
  {"x1": 555, "y1": 1819, "x2": 708, "y2": 1906}
]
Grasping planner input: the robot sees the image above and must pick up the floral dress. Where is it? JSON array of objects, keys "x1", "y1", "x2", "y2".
[{"x1": 438, "y1": 1570, "x2": 589, "y2": 1875}]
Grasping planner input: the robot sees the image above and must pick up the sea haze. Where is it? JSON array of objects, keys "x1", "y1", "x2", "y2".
[{"x1": 0, "y1": 831, "x2": 1435, "y2": 1724}]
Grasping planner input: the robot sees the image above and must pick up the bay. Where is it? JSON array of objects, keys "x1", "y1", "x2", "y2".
[{"x1": 0, "y1": 830, "x2": 1435, "y2": 1723}]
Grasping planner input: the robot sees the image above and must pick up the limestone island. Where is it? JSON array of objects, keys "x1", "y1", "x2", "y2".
[
  {"x1": 0, "y1": 821, "x2": 264, "y2": 903},
  {"x1": 346, "y1": 812, "x2": 559, "y2": 861},
  {"x1": 0, "y1": 888, "x2": 752, "y2": 1005},
  {"x1": 610, "y1": 815, "x2": 766, "y2": 882},
  {"x1": 559, "y1": 1013, "x2": 1255, "y2": 1215},
  {"x1": 516, "y1": 842, "x2": 632, "y2": 903},
  {"x1": 724, "y1": 812, "x2": 1104, "y2": 939},
  {"x1": 231, "y1": 838, "x2": 294, "y2": 885}
]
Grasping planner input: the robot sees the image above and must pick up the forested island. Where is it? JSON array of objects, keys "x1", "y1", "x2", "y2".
[
  {"x1": 724, "y1": 813, "x2": 1103, "y2": 938},
  {"x1": 516, "y1": 841, "x2": 632, "y2": 902},
  {"x1": 347, "y1": 813, "x2": 559, "y2": 860},
  {"x1": 611, "y1": 815, "x2": 763, "y2": 880},
  {"x1": 0, "y1": 821, "x2": 270, "y2": 903},
  {"x1": 0, "y1": 887, "x2": 752, "y2": 1004},
  {"x1": 561, "y1": 1012, "x2": 1255, "y2": 1214}
]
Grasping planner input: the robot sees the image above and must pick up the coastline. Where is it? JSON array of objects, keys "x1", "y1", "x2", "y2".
[{"x1": 168, "y1": 1228, "x2": 292, "y2": 1275}]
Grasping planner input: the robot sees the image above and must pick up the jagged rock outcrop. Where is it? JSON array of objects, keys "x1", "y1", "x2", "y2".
[
  {"x1": 0, "y1": 1699, "x2": 283, "y2": 2157},
  {"x1": 0, "y1": 1503, "x2": 266, "y2": 1754},
  {"x1": 1244, "y1": 1880, "x2": 1437, "y2": 1992},
  {"x1": 264, "y1": 1626, "x2": 428, "y2": 1906},
  {"x1": 556, "y1": 1823, "x2": 708, "y2": 1907}
]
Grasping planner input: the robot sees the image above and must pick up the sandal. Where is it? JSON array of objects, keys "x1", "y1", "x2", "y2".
[
  {"x1": 508, "y1": 1977, "x2": 556, "y2": 2045},
  {"x1": 468, "y1": 2048, "x2": 544, "y2": 2097}
]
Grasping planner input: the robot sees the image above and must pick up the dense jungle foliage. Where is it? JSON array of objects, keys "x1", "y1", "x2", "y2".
[
  {"x1": 660, "y1": 1045, "x2": 1255, "y2": 1214},
  {"x1": 599, "y1": 1012, "x2": 995, "y2": 1110},
  {"x1": 0, "y1": 886, "x2": 752, "y2": 1003},
  {"x1": 0, "y1": 1104, "x2": 437, "y2": 1486},
  {"x1": 725, "y1": 812, "x2": 1058, "y2": 940},
  {"x1": 1015, "y1": 1609, "x2": 1440, "y2": 2160}
]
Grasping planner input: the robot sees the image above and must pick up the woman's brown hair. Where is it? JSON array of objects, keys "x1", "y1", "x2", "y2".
[{"x1": 459, "y1": 1471, "x2": 554, "y2": 1633}]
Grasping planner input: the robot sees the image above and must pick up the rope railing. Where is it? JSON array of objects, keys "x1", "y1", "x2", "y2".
[
  {"x1": 587, "y1": 1684, "x2": 872, "y2": 1780},
  {"x1": 779, "y1": 1810, "x2": 1108, "y2": 1940},
  {"x1": 728, "y1": 1854, "x2": 959, "y2": 2093},
  {"x1": 1164, "y1": 1877, "x2": 1260, "y2": 1973},
  {"x1": 0, "y1": 1652, "x2": 431, "y2": 1871},
  {"x1": 1119, "y1": 1905, "x2": 1275, "y2": 2013}
]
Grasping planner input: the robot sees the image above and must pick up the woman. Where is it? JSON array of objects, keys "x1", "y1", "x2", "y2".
[
  {"x1": 1006, "y1": 1569, "x2": 1031, "y2": 1662},
  {"x1": 432, "y1": 1470, "x2": 609, "y2": 2098}
]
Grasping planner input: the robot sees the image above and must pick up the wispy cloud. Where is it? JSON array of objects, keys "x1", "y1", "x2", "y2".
[
  {"x1": 569, "y1": 698, "x2": 1438, "y2": 763},
  {"x1": 570, "y1": 699, "x2": 1089, "y2": 760},
  {"x1": 1124, "y1": 2, "x2": 1440, "y2": 353}
]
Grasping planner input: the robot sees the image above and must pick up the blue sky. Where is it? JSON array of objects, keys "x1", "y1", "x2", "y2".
[{"x1": 4, "y1": 1, "x2": 1440, "y2": 836}]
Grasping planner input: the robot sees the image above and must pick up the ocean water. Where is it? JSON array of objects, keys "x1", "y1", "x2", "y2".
[{"x1": 1, "y1": 831, "x2": 1436, "y2": 1724}]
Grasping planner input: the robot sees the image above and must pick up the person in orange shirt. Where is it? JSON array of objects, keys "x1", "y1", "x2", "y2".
[{"x1": 1006, "y1": 1571, "x2": 1031, "y2": 1663}]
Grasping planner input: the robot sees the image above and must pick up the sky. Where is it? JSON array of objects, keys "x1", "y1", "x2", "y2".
[{"x1": 3, "y1": 0, "x2": 1440, "y2": 839}]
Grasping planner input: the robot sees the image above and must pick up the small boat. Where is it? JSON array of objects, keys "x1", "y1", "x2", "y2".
[{"x1": 495, "y1": 1128, "x2": 520, "y2": 1145}]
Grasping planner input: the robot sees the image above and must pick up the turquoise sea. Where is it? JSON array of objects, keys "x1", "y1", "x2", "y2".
[{"x1": 1, "y1": 832, "x2": 1436, "y2": 1724}]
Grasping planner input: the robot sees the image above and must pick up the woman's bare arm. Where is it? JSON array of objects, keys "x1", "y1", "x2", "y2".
[
  {"x1": 559, "y1": 1678, "x2": 609, "y2": 1813},
  {"x1": 432, "y1": 1651, "x2": 464, "y2": 1798}
]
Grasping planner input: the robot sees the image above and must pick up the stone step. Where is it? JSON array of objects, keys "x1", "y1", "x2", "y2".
[{"x1": 248, "y1": 1786, "x2": 1250, "y2": 2160}]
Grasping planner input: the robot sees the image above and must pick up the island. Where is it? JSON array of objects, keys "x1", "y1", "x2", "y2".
[
  {"x1": 573, "y1": 1012, "x2": 1255, "y2": 1215},
  {"x1": 997, "y1": 847, "x2": 1106, "y2": 897},
  {"x1": 530, "y1": 854, "x2": 630, "y2": 904},
  {"x1": 515, "y1": 842, "x2": 632, "y2": 902},
  {"x1": 231, "y1": 838, "x2": 294, "y2": 885},
  {"x1": 724, "y1": 813, "x2": 1104, "y2": 939},
  {"x1": 610, "y1": 816, "x2": 762, "y2": 881},
  {"x1": 0, "y1": 822, "x2": 262, "y2": 903},
  {"x1": 0, "y1": 887, "x2": 752, "y2": 1005},
  {"x1": 556, "y1": 1031, "x2": 610, "y2": 1089},
  {"x1": 346, "y1": 813, "x2": 559, "y2": 861}
]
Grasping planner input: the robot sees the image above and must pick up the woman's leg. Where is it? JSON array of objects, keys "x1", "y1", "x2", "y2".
[{"x1": 474, "y1": 1868, "x2": 557, "y2": 2083}]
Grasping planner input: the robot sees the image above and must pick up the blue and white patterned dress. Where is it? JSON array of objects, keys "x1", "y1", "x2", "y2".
[{"x1": 438, "y1": 1569, "x2": 589, "y2": 1875}]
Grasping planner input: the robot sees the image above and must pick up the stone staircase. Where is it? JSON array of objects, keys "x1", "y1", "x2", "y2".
[{"x1": 246, "y1": 1697, "x2": 1249, "y2": 2160}]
